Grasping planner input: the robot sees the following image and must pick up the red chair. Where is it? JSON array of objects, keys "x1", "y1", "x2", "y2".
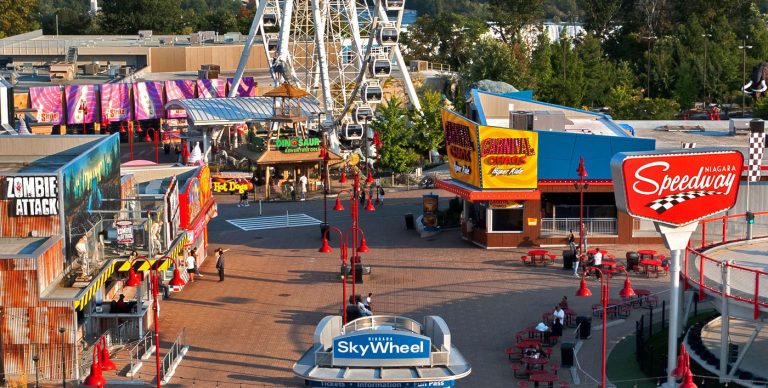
[
  {"x1": 618, "y1": 303, "x2": 632, "y2": 318},
  {"x1": 521, "y1": 256, "x2": 532, "y2": 266},
  {"x1": 558, "y1": 381, "x2": 570, "y2": 388},
  {"x1": 548, "y1": 254, "x2": 557, "y2": 264},
  {"x1": 517, "y1": 381, "x2": 530, "y2": 388},
  {"x1": 550, "y1": 364, "x2": 561, "y2": 375},
  {"x1": 511, "y1": 363, "x2": 527, "y2": 379},
  {"x1": 646, "y1": 296, "x2": 659, "y2": 309}
]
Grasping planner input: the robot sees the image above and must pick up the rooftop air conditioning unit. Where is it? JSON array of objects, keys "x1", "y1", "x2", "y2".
[{"x1": 138, "y1": 30, "x2": 153, "y2": 39}]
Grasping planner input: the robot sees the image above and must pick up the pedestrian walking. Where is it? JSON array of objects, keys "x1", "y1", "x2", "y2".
[
  {"x1": 567, "y1": 229, "x2": 576, "y2": 253},
  {"x1": 299, "y1": 172, "x2": 308, "y2": 201},
  {"x1": 191, "y1": 248, "x2": 204, "y2": 277},
  {"x1": 359, "y1": 188, "x2": 366, "y2": 205},
  {"x1": 185, "y1": 251, "x2": 196, "y2": 282},
  {"x1": 378, "y1": 186, "x2": 385, "y2": 205},
  {"x1": 215, "y1": 248, "x2": 230, "y2": 282},
  {"x1": 290, "y1": 183, "x2": 297, "y2": 201}
]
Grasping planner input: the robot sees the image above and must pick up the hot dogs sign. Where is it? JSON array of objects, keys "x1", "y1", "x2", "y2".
[
  {"x1": 611, "y1": 150, "x2": 743, "y2": 226},
  {"x1": 442, "y1": 109, "x2": 538, "y2": 189}
]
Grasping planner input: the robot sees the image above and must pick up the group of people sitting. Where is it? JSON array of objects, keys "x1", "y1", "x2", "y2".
[
  {"x1": 345, "y1": 293, "x2": 374, "y2": 321},
  {"x1": 531, "y1": 303, "x2": 566, "y2": 344}
]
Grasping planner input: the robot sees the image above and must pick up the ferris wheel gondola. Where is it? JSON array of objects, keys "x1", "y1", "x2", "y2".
[
  {"x1": 377, "y1": 22, "x2": 399, "y2": 46},
  {"x1": 341, "y1": 122, "x2": 364, "y2": 140},
  {"x1": 263, "y1": 12, "x2": 278, "y2": 27},
  {"x1": 362, "y1": 81, "x2": 383, "y2": 104},
  {"x1": 369, "y1": 57, "x2": 391, "y2": 78},
  {"x1": 354, "y1": 104, "x2": 374, "y2": 123},
  {"x1": 384, "y1": 0, "x2": 404, "y2": 11}
]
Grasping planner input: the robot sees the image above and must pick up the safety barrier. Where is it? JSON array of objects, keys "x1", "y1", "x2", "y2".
[
  {"x1": 684, "y1": 212, "x2": 768, "y2": 319},
  {"x1": 160, "y1": 328, "x2": 189, "y2": 384}
]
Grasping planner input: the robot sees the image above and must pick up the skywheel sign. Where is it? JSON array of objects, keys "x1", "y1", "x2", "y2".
[{"x1": 332, "y1": 331, "x2": 431, "y2": 367}]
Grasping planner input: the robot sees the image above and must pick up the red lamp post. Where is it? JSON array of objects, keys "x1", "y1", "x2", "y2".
[
  {"x1": 124, "y1": 258, "x2": 163, "y2": 388},
  {"x1": 319, "y1": 225, "x2": 349, "y2": 324},
  {"x1": 575, "y1": 157, "x2": 589, "y2": 256},
  {"x1": 154, "y1": 128, "x2": 160, "y2": 163},
  {"x1": 575, "y1": 266, "x2": 635, "y2": 388}
]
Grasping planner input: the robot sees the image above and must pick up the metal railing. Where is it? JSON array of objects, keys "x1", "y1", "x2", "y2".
[
  {"x1": 78, "y1": 320, "x2": 136, "y2": 378},
  {"x1": 342, "y1": 315, "x2": 421, "y2": 334},
  {"x1": 126, "y1": 331, "x2": 155, "y2": 378},
  {"x1": 160, "y1": 328, "x2": 189, "y2": 383},
  {"x1": 540, "y1": 218, "x2": 617, "y2": 235},
  {"x1": 684, "y1": 212, "x2": 768, "y2": 319}
]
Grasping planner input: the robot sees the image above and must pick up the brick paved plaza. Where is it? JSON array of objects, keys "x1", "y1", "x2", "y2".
[{"x1": 142, "y1": 189, "x2": 671, "y2": 387}]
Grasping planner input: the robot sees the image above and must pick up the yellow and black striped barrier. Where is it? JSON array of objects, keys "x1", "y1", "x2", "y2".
[{"x1": 74, "y1": 261, "x2": 117, "y2": 311}]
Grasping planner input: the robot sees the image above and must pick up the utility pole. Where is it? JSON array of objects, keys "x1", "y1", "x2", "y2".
[
  {"x1": 739, "y1": 37, "x2": 752, "y2": 117},
  {"x1": 643, "y1": 35, "x2": 657, "y2": 98}
]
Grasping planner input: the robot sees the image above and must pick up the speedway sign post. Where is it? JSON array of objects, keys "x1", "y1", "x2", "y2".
[{"x1": 611, "y1": 148, "x2": 743, "y2": 388}]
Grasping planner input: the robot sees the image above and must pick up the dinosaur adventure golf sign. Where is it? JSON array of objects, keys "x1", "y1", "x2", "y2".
[{"x1": 611, "y1": 149, "x2": 743, "y2": 226}]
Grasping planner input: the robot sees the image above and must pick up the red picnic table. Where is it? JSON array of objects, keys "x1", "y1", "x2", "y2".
[
  {"x1": 526, "y1": 249, "x2": 556, "y2": 266},
  {"x1": 640, "y1": 259, "x2": 663, "y2": 277},
  {"x1": 638, "y1": 249, "x2": 657, "y2": 260},
  {"x1": 516, "y1": 339, "x2": 542, "y2": 350},
  {"x1": 529, "y1": 372, "x2": 559, "y2": 386},
  {"x1": 522, "y1": 356, "x2": 549, "y2": 370}
]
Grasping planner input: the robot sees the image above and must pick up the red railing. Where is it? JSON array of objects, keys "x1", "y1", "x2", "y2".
[{"x1": 683, "y1": 212, "x2": 768, "y2": 319}]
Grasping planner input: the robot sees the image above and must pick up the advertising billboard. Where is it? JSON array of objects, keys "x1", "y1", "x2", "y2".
[
  {"x1": 65, "y1": 85, "x2": 99, "y2": 124},
  {"x1": 165, "y1": 80, "x2": 196, "y2": 118},
  {"x1": 478, "y1": 126, "x2": 538, "y2": 189},
  {"x1": 332, "y1": 331, "x2": 432, "y2": 367},
  {"x1": 442, "y1": 109, "x2": 480, "y2": 187},
  {"x1": 29, "y1": 86, "x2": 63, "y2": 124},
  {"x1": 611, "y1": 149, "x2": 743, "y2": 226},
  {"x1": 61, "y1": 134, "x2": 121, "y2": 262},
  {"x1": 100, "y1": 83, "x2": 131, "y2": 122}
]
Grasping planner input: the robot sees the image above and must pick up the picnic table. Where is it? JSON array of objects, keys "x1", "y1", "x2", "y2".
[
  {"x1": 640, "y1": 259, "x2": 663, "y2": 277},
  {"x1": 526, "y1": 249, "x2": 556, "y2": 266},
  {"x1": 633, "y1": 289, "x2": 652, "y2": 306},
  {"x1": 638, "y1": 249, "x2": 657, "y2": 260},
  {"x1": 522, "y1": 357, "x2": 549, "y2": 370},
  {"x1": 529, "y1": 372, "x2": 559, "y2": 386},
  {"x1": 516, "y1": 339, "x2": 542, "y2": 350}
]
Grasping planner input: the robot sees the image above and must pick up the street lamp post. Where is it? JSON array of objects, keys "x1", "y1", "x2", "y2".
[
  {"x1": 320, "y1": 225, "x2": 349, "y2": 323},
  {"x1": 702, "y1": 32, "x2": 712, "y2": 105},
  {"x1": 575, "y1": 266, "x2": 635, "y2": 388},
  {"x1": 32, "y1": 354, "x2": 40, "y2": 388},
  {"x1": 575, "y1": 157, "x2": 589, "y2": 257},
  {"x1": 151, "y1": 270, "x2": 163, "y2": 388},
  {"x1": 58, "y1": 326, "x2": 65, "y2": 388},
  {"x1": 739, "y1": 37, "x2": 753, "y2": 117}
]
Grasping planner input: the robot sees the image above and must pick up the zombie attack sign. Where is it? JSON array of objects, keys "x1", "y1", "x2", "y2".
[
  {"x1": 611, "y1": 150, "x2": 743, "y2": 226},
  {"x1": 3, "y1": 176, "x2": 60, "y2": 216}
]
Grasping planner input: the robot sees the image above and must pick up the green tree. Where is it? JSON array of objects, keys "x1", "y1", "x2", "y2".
[
  {"x1": 401, "y1": 12, "x2": 486, "y2": 70},
  {"x1": 486, "y1": 0, "x2": 545, "y2": 45},
  {"x1": 371, "y1": 97, "x2": 418, "y2": 174},
  {"x1": 412, "y1": 89, "x2": 445, "y2": 162},
  {"x1": 462, "y1": 37, "x2": 531, "y2": 90},
  {"x1": 577, "y1": 0, "x2": 621, "y2": 41},
  {"x1": 530, "y1": 33, "x2": 555, "y2": 101},
  {"x1": 0, "y1": 0, "x2": 40, "y2": 38},
  {"x1": 98, "y1": 0, "x2": 183, "y2": 34}
]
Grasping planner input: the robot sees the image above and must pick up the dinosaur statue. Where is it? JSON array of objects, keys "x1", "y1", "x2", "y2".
[{"x1": 743, "y1": 61, "x2": 768, "y2": 100}]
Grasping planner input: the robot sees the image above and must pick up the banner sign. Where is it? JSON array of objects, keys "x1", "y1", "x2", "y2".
[
  {"x1": 422, "y1": 194, "x2": 438, "y2": 228},
  {"x1": 100, "y1": 83, "x2": 131, "y2": 122},
  {"x1": 442, "y1": 109, "x2": 480, "y2": 187},
  {"x1": 227, "y1": 77, "x2": 258, "y2": 97},
  {"x1": 308, "y1": 381, "x2": 455, "y2": 388},
  {"x1": 115, "y1": 220, "x2": 134, "y2": 244},
  {"x1": 29, "y1": 86, "x2": 63, "y2": 124},
  {"x1": 3, "y1": 176, "x2": 59, "y2": 216},
  {"x1": 196, "y1": 79, "x2": 226, "y2": 98},
  {"x1": 165, "y1": 80, "x2": 196, "y2": 118},
  {"x1": 212, "y1": 176, "x2": 253, "y2": 194},
  {"x1": 332, "y1": 332, "x2": 431, "y2": 367},
  {"x1": 65, "y1": 85, "x2": 98, "y2": 124},
  {"x1": 133, "y1": 82, "x2": 165, "y2": 120},
  {"x1": 275, "y1": 137, "x2": 321, "y2": 153},
  {"x1": 611, "y1": 149, "x2": 743, "y2": 226},
  {"x1": 478, "y1": 126, "x2": 538, "y2": 189}
]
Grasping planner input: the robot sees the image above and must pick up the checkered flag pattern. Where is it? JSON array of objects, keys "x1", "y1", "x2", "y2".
[
  {"x1": 748, "y1": 131, "x2": 765, "y2": 182},
  {"x1": 681, "y1": 142, "x2": 696, "y2": 149},
  {"x1": 646, "y1": 191, "x2": 724, "y2": 214}
]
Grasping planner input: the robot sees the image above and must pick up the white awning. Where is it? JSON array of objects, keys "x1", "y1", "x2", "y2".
[{"x1": 164, "y1": 96, "x2": 323, "y2": 126}]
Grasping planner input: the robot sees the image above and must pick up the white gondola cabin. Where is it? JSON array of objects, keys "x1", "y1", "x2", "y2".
[
  {"x1": 377, "y1": 23, "x2": 399, "y2": 46},
  {"x1": 263, "y1": 12, "x2": 278, "y2": 27},
  {"x1": 362, "y1": 81, "x2": 383, "y2": 103},
  {"x1": 267, "y1": 35, "x2": 278, "y2": 51},
  {"x1": 342, "y1": 122, "x2": 364, "y2": 140},
  {"x1": 369, "y1": 57, "x2": 391, "y2": 77},
  {"x1": 385, "y1": 0, "x2": 404, "y2": 11},
  {"x1": 354, "y1": 104, "x2": 374, "y2": 123}
]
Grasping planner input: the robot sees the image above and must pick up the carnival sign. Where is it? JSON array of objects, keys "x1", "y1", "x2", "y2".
[
  {"x1": 333, "y1": 331, "x2": 432, "y2": 367},
  {"x1": 442, "y1": 109, "x2": 480, "y2": 187},
  {"x1": 115, "y1": 220, "x2": 134, "y2": 244},
  {"x1": 478, "y1": 125, "x2": 538, "y2": 189},
  {"x1": 275, "y1": 137, "x2": 321, "y2": 153},
  {"x1": 3, "y1": 176, "x2": 59, "y2": 216},
  {"x1": 611, "y1": 149, "x2": 743, "y2": 226}
]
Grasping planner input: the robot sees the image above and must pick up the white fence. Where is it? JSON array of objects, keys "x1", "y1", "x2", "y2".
[{"x1": 540, "y1": 218, "x2": 617, "y2": 236}]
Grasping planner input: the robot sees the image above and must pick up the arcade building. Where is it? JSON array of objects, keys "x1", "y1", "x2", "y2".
[{"x1": 438, "y1": 89, "x2": 660, "y2": 248}]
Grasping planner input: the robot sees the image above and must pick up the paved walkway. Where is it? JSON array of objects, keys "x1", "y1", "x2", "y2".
[{"x1": 128, "y1": 189, "x2": 673, "y2": 387}]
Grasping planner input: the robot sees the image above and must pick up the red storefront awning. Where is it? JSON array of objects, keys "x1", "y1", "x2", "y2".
[{"x1": 436, "y1": 179, "x2": 540, "y2": 201}]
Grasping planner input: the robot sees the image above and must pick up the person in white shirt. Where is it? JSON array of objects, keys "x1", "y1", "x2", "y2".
[
  {"x1": 593, "y1": 248, "x2": 603, "y2": 266},
  {"x1": 185, "y1": 253, "x2": 196, "y2": 282},
  {"x1": 299, "y1": 173, "x2": 308, "y2": 201},
  {"x1": 553, "y1": 306, "x2": 565, "y2": 324}
]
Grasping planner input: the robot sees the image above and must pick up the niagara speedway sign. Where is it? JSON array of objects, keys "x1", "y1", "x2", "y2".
[{"x1": 611, "y1": 150, "x2": 743, "y2": 226}]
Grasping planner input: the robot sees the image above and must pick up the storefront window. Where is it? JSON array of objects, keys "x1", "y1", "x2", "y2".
[
  {"x1": 466, "y1": 201, "x2": 487, "y2": 230},
  {"x1": 491, "y1": 208, "x2": 524, "y2": 232}
]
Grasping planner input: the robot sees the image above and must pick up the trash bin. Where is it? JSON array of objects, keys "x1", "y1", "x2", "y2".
[
  {"x1": 626, "y1": 251, "x2": 639, "y2": 271},
  {"x1": 576, "y1": 316, "x2": 591, "y2": 339},
  {"x1": 355, "y1": 263, "x2": 364, "y2": 283},
  {"x1": 563, "y1": 250, "x2": 575, "y2": 270},
  {"x1": 561, "y1": 342, "x2": 575, "y2": 367},
  {"x1": 404, "y1": 213, "x2": 415, "y2": 230},
  {"x1": 341, "y1": 263, "x2": 351, "y2": 277}
]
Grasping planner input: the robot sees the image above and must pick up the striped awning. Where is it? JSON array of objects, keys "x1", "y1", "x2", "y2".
[
  {"x1": 73, "y1": 261, "x2": 117, "y2": 311},
  {"x1": 164, "y1": 96, "x2": 322, "y2": 126}
]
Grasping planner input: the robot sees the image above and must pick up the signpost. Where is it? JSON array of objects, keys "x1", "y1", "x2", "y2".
[
  {"x1": 115, "y1": 220, "x2": 134, "y2": 245},
  {"x1": 611, "y1": 149, "x2": 743, "y2": 388}
]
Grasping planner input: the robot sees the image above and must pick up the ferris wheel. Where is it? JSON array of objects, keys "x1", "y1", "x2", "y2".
[{"x1": 230, "y1": 0, "x2": 420, "y2": 160}]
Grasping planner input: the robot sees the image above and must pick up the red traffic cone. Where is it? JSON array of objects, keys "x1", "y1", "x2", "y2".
[{"x1": 365, "y1": 197, "x2": 376, "y2": 212}]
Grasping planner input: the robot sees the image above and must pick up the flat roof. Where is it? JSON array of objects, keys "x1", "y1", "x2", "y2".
[
  {"x1": 622, "y1": 120, "x2": 753, "y2": 157},
  {"x1": 0, "y1": 30, "x2": 245, "y2": 51},
  {"x1": 0, "y1": 135, "x2": 107, "y2": 173},
  {"x1": 0, "y1": 237, "x2": 48, "y2": 256}
]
